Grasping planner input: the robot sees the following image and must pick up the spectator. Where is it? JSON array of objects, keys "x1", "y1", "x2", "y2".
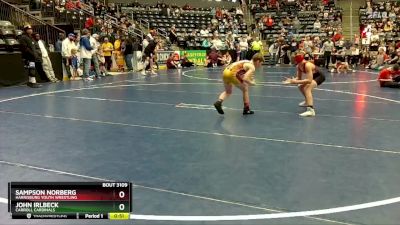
[
  {"x1": 354, "y1": 34, "x2": 360, "y2": 45},
  {"x1": 70, "y1": 49, "x2": 80, "y2": 80},
  {"x1": 349, "y1": 44, "x2": 360, "y2": 72},
  {"x1": 282, "y1": 16, "x2": 292, "y2": 26},
  {"x1": 269, "y1": 41, "x2": 279, "y2": 65},
  {"x1": 114, "y1": 36, "x2": 125, "y2": 72},
  {"x1": 85, "y1": 17, "x2": 94, "y2": 30},
  {"x1": 251, "y1": 37, "x2": 263, "y2": 54},
  {"x1": 335, "y1": 37, "x2": 345, "y2": 50},
  {"x1": 90, "y1": 34, "x2": 102, "y2": 78},
  {"x1": 292, "y1": 17, "x2": 301, "y2": 34},
  {"x1": 388, "y1": 49, "x2": 400, "y2": 65},
  {"x1": 383, "y1": 20, "x2": 393, "y2": 32},
  {"x1": 322, "y1": 39, "x2": 335, "y2": 68},
  {"x1": 169, "y1": 25, "x2": 178, "y2": 44},
  {"x1": 211, "y1": 35, "x2": 224, "y2": 50},
  {"x1": 123, "y1": 37, "x2": 134, "y2": 72},
  {"x1": 314, "y1": 19, "x2": 321, "y2": 30},
  {"x1": 61, "y1": 33, "x2": 77, "y2": 80},
  {"x1": 142, "y1": 36, "x2": 149, "y2": 50},
  {"x1": 200, "y1": 26, "x2": 209, "y2": 37},
  {"x1": 55, "y1": 33, "x2": 65, "y2": 53},
  {"x1": 220, "y1": 51, "x2": 232, "y2": 65},
  {"x1": 132, "y1": 38, "x2": 141, "y2": 71},
  {"x1": 216, "y1": 7, "x2": 223, "y2": 20},
  {"x1": 378, "y1": 65, "x2": 400, "y2": 88},
  {"x1": 206, "y1": 49, "x2": 220, "y2": 67},
  {"x1": 101, "y1": 37, "x2": 114, "y2": 71},
  {"x1": 239, "y1": 36, "x2": 249, "y2": 60},
  {"x1": 79, "y1": 29, "x2": 94, "y2": 81},
  {"x1": 225, "y1": 32, "x2": 235, "y2": 50},
  {"x1": 332, "y1": 31, "x2": 343, "y2": 43},
  {"x1": 142, "y1": 39, "x2": 157, "y2": 75},
  {"x1": 202, "y1": 37, "x2": 211, "y2": 49},
  {"x1": 19, "y1": 25, "x2": 40, "y2": 88},
  {"x1": 369, "y1": 30, "x2": 380, "y2": 51},
  {"x1": 181, "y1": 52, "x2": 195, "y2": 68},
  {"x1": 65, "y1": 0, "x2": 75, "y2": 10},
  {"x1": 304, "y1": 36, "x2": 313, "y2": 53},
  {"x1": 368, "y1": 48, "x2": 389, "y2": 69},
  {"x1": 236, "y1": 7, "x2": 244, "y2": 18},
  {"x1": 33, "y1": 33, "x2": 59, "y2": 82}
]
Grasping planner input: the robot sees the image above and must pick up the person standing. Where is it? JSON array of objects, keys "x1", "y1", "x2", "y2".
[
  {"x1": 90, "y1": 33, "x2": 102, "y2": 78},
  {"x1": 101, "y1": 37, "x2": 114, "y2": 71},
  {"x1": 61, "y1": 33, "x2": 77, "y2": 80},
  {"x1": 322, "y1": 39, "x2": 334, "y2": 69},
  {"x1": 239, "y1": 36, "x2": 249, "y2": 60},
  {"x1": 141, "y1": 39, "x2": 158, "y2": 75},
  {"x1": 283, "y1": 53, "x2": 326, "y2": 117},
  {"x1": 55, "y1": 33, "x2": 65, "y2": 52},
  {"x1": 132, "y1": 38, "x2": 140, "y2": 71},
  {"x1": 114, "y1": 36, "x2": 125, "y2": 72},
  {"x1": 123, "y1": 37, "x2": 134, "y2": 72},
  {"x1": 79, "y1": 29, "x2": 94, "y2": 81},
  {"x1": 19, "y1": 25, "x2": 40, "y2": 88},
  {"x1": 251, "y1": 37, "x2": 263, "y2": 55},
  {"x1": 33, "y1": 33, "x2": 59, "y2": 82},
  {"x1": 213, "y1": 54, "x2": 264, "y2": 115}
]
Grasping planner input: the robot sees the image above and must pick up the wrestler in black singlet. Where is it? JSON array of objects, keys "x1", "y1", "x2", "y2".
[{"x1": 300, "y1": 60, "x2": 326, "y2": 85}]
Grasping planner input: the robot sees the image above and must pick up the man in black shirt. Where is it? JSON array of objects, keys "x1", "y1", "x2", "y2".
[
  {"x1": 123, "y1": 38, "x2": 134, "y2": 72},
  {"x1": 141, "y1": 39, "x2": 158, "y2": 75},
  {"x1": 19, "y1": 25, "x2": 41, "y2": 88}
]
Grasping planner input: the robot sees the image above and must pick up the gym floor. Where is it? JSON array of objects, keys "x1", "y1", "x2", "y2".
[{"x1": 1, "y1": 66, "x2": 400, "y2": 225}]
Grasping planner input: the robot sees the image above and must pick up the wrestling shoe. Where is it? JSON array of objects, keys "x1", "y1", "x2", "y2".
[
  {"x1": 214, "y1": 101, "x2": 224, "y2": 114},
  {"x1": 298, "y1": 101, "x2": 306, "y2": 107},
  {"x1": 27, "y1": 82, "x2": 41, "y2": 88},
  {"x1": 243, "y1": 109, "x2": 254, "y2": 115},
  {"x1": 299, "y1": 107, "x2": 316, "y2": 117}
]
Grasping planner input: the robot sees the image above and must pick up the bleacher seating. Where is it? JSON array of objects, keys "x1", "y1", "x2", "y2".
[
  {"x1": 359, "y1": 1, "x2": 400, "y2": 42},
  {"x1": 123, "y1": 6, "x2": 248, "y2": 49},
  {"x1": 251, "y1": 0, "x2": 342, "y2": 42},
  {"x1": 0, "y1": 20, "x2": 20, "y2": 52},
  {"x1": 41, "y1": 1, "x2": 90, "y2": 30}
]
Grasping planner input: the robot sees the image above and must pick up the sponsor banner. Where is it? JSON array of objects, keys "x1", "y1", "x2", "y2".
[{"x1": 180, "y1": 50, "x2": 207, "y2": 65}]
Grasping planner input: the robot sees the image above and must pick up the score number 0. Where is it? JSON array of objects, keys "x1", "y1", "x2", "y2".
[{"x1": 119, "y1": 191, "x2": 125, "y2": 211}]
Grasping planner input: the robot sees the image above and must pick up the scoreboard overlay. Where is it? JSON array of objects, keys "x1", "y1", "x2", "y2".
[{"x1": 8, "y1": 182, "x2": 131, "y2": 220}]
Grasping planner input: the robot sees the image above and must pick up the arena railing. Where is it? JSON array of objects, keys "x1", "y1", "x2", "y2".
[{"x1": 0, "y1": 0, "x2": 65, "y2": 45}]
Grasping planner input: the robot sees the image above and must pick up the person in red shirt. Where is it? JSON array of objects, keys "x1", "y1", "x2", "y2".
[
  {"x1": 378, "y1": 65, "x2": 400, "y2": 88},
  {"x1": 65, "y1": 0, "x2": 75, "y2": 10},
  {"x1": 85, "y1": 17, "x2": 94, "y2": 30},
  {"x1": 216, "y1": 8, "x2": 223, "y2": 20},
  {"x1": 75, "y1": 0, "x2": 81, "y2": 9},
  {"x1": 166, "y1": 53, "x2": 180, "y2": 69},
  {"x1": 332, "y1": 32, "x2": 343, "y2": 43},
  {"x1": 265, "y1": 15, "x2": 274, "y2": 29},
  {"x1": 206, "y1": 49, "x2": 221, "y2": 67}
]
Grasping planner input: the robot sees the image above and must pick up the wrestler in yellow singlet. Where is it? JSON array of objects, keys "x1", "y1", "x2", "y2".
[
  {"x1": 214, "y1": 53, "x2": 264, "y2": 115},
  {"x1": 223, "y1": 60, "x2": 254, "y2": 85}
]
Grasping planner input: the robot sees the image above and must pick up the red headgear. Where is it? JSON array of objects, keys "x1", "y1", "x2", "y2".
[{"x1": 294, "y1": 54, "x2": 304, "y2": 64}]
